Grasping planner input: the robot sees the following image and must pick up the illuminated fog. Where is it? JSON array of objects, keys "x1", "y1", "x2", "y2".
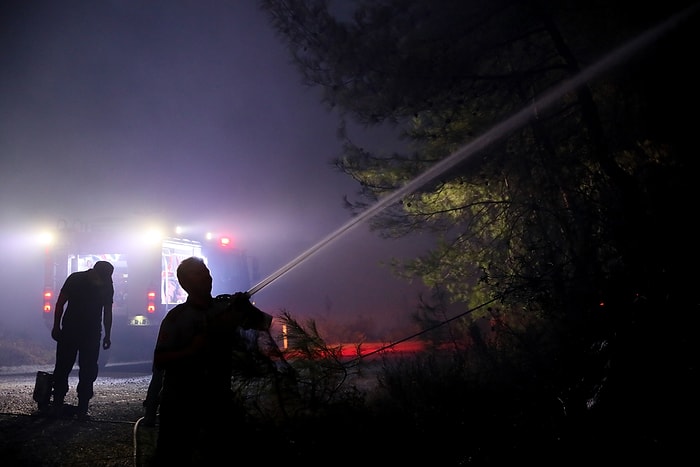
[{"x1": 0, "y1": 1, "x2": 431, "y2": 347}]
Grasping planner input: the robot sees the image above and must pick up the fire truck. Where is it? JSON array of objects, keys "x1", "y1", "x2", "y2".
[{"x1": 39, "y1": 217, "x2": 258, "y2": 363}]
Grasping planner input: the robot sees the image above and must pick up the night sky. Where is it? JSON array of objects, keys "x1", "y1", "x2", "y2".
[{"x1": 0, "y1": 0, "x2": 433, "y2": 340}]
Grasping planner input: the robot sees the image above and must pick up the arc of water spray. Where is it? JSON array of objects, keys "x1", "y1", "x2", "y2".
[{"x1": 247, "y1": 3, "x2": 698, "y2": 297}]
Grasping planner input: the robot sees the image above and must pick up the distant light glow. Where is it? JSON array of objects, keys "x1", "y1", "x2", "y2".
[
  {"x1": 38, "y1": 231, "x2": 54, "y2": 246},
  {"x1": 144, "y1": 228, "x2": 164, "y2": 244}
]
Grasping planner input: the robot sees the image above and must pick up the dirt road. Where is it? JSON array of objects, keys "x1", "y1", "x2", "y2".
[{"x1": 0, "y1": 371, "x2": 155, "y2": 466}]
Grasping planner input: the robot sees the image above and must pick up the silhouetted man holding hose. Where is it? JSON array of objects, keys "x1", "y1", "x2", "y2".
[{"x1": 151, "y1": 256, "x2": 272, "y2": 466}]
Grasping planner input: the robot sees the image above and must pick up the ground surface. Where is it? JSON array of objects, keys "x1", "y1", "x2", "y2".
[{"x1": 0, "y1": 372, "x2": 156, "y2": 467}]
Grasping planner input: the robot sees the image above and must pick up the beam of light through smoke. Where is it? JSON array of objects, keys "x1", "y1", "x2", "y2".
[{"x1": 247, "y1": 2, "x2": 699, "y2": 297}]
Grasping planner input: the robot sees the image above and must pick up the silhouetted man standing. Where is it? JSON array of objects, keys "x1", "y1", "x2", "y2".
[
  {"x1": 51, "y1": 260, "x2": 114, "y2": 419},
  {"x1": 151, "y1": 256, "x2": 271, "y2": 465}
]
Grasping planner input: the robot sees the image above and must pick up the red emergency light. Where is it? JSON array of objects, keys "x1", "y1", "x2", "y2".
[
  {"x1": 147, "y1": 291, "x2": 156, "y2": 313},
  {"x1": 43, "y1": 290, "x2": 53, "y2": 313},
  {"x1": 219, "y1": 236, "x2": 232, "y2": 247}
]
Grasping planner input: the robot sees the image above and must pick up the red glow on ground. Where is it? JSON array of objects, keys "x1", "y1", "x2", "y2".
[{"x1": 337, "y1": 341, "x2": 425, "y2": 359}]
